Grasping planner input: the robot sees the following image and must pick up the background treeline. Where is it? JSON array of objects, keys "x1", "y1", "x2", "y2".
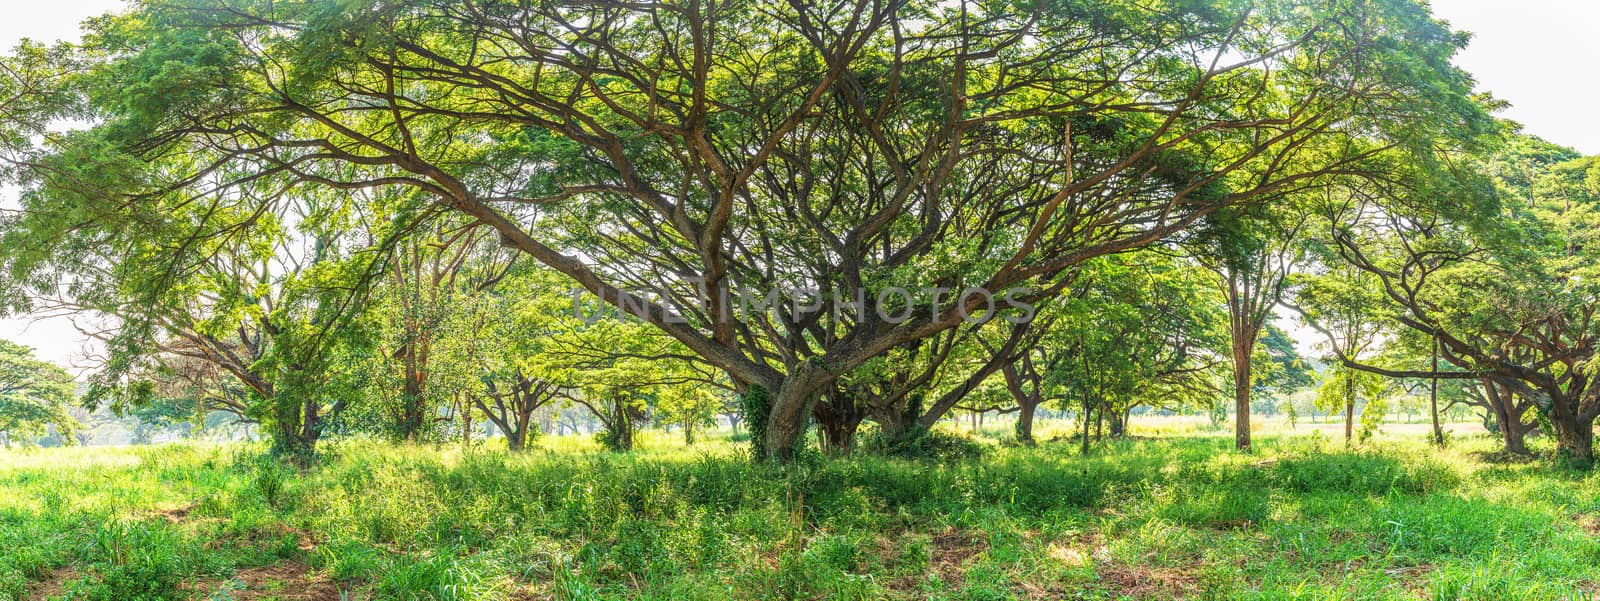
[{"x1": 0, "y1": 0, "x2": 1597, "y2": 468}]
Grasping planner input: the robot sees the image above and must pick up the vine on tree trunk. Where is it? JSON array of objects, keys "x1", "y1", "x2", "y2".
[{"x1": 741, "y1": 385, "x2": 770, "y2": 462}]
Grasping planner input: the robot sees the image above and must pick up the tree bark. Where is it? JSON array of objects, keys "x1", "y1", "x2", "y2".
[
  {"x1": 1430, "y1": 337, "x2": 1444, "y2": 446},
  {"x1": 1001, "y1": 362, "x2": 1043, "y2": 445},
  {"x1": 1109, "y1": 407, "x2": 1128, "y2": 438},
  {"x1": 1482, "y1": 379, "x2": 1533, "y2": 455},
  {"x1": 1080, "y1": 398, "x2": 1093, "y2": 455},
  {"x1": 461, "y1": 398, "x2": 473, "y2": 449},
  {"x1": 1343, "y1": 373, "x2": 1355, "y2": 446},
  {"x1": 1552, "y1": 417, "x2": 1595, "y2": 467},
  {"x1": 764, "y1": 368, "x2": 828, "y2": 462},
  {"x1": 614, "y1": 401, "x2": 635, "y2": 451},
  {"x1": 1232, "y1": 337, "x2": 1253, "y2": 451},
  {"x1": 813, "y1": 389, "x2": 866, "y2": 456},
  {"x1": 1015, "y1": 398, "x2": 1039, "y2": 445}
]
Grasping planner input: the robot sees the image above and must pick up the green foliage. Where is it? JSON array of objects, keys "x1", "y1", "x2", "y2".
[
  {"x1": 1257, "y1": 325, "x2": 1315, "y2": 396},
  {"x1": 0, "y1": 0, "x2": 1491, "y2": 465},
  {"x1": 2, "y1": 434, "x2": 1597, "y2": 599},
  {"x1": 860, "y1": 426, "x2": 988, "y2": 462},
  {"x1": 0, "y1": 339, "x2": 78, "y2": 446},
  {"x1": 740, "y1": 386, "x2": 770, "y2": 462}
]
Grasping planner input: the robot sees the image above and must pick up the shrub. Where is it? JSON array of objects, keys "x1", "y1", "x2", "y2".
[{"x1": 860, "y1": 427, "x2": 987, "y2": 462}]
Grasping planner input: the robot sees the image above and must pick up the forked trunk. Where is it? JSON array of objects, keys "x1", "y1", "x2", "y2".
[
  {"x1": 1482, "y1": 379, "x2": 1531, "y2": 455},
  {"x1": 506, "y1": 425, "x2": 529, "y2": 452},
  {"x1": 813, "y1": 389, "x2": 867, "y2": 456}
]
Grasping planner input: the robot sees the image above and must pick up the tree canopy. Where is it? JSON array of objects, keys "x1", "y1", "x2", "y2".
[{"x1": 9, "y1": 0, "x2": 1599, "y2": 468}]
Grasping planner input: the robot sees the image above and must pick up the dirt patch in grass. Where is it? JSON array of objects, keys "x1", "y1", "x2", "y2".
[
  {"x1": 25, "y1": 567, "x2": 79, "y2": 599},
  {"x1": 204, "y1": 522, "x2": 319, "y2": 554},
  {"x1": 928, "y1": 527, "x2": 989, "y2": 584},
  {"x1": 1577, "y1": 513, "x2": 1600, "y2": 536},
  {"x1": 156, "y1": 504, "x2": 195, "y2": 523},
  {"x1": 1096, "y1": 562, "x2": 1199, "y2": 599},
  {"x1": 506, "y1": 587, "x2": 541, "y2": 601},
  {"x1": 1386, "y1": 564, "x2": 1436, "y2": 595},
  {"x1": 207, "y1": 560, "x2": 343, "y2": 601},
  {"x1": 875, "y1": 527, "x2": 990, "y2": 591}
]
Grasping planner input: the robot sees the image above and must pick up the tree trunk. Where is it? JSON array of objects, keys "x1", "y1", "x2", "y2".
[
  {"x1": 1343, "y1": 373, "x2": 1355, "y2": 446},
  {"x1": 871, "y1": 395, "x2": 922, "y2": 450},
  {"x1": 1430, "y1": 337, "x2": 1444, "y2": 446},
  {"x1": 813, "y1": 389, "x2": 867, "y2": 456},
  {"x1": 1480, "y1": 379, "x2": 1529, "y2": 454},
  {"x1": 461, "y1": 400, "x2": 473, "y2": 449},
  {"x1": 613, "y1": 402, "x2": 635, "y2": 451},
  {"x1": 1108, "y1": 407, "x2": 1128, "y2": 438},
  {"x1": 1232, "y1": 337, "x2": 1253, "y2": 451},
  {"x1": 1080, "y1": 399, "x2": 1093, "y2": 455},
  {"x1": 507, "y1": 401, "x2": 536, "y2": 452},
  {"x1": 398, "y1": 337, "x2": 430, "y2": 442},
  {"x1": 818, "y1": 416, "x2": 861, "y2": 456},
  {"x1": 1015, "y1": 397, "x2": 1039, "y2": 446},
  {"x1": 764, "y1": 369, "x2": 829, "y2": 462},
  {"x1": 507, "y1": 420, "x2": 531, "y2": 451},
  {"x1": 1503, "y1": 420, "x2": 1530, "y2": 455},
  {"x1": 1552, "y1": 415, "x2": 1595, "y2": 468},
  {"x1": 270, "y1": 392, "x2": 321, "y2": 464}
]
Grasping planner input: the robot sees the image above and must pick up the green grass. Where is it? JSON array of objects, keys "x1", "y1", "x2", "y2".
[{"x1": 1, "y1": 429, "x2": 1597, "y2": 600}]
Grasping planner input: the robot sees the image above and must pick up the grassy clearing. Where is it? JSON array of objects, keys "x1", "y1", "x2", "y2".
[{"x1": 1, "y1": 428, "x2": 1597, "y2": 600}]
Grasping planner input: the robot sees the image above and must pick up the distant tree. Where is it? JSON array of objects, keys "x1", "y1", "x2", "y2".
[
  {"x1": 1290, "y1": 262, "x2": 1388, "y2": 446},
  {"x1": 0, "y1": 339, "x2": 78, "y2": 447},
  {"x1": 447, "y1": 264, "x2": 572, "y2": 452},
  {"x1": 1257, "y1": 325, "x2": 1315, "y2": 399},
  {"x1": 1192, "y1": 204, "x2": 1309, "y2": 450},
  {"x1": 1047, "y1": 254, "x2": 1227, "y2": 452},
  {"x1": 658, "y1": 384, "x2": 725, "y2": 447}
]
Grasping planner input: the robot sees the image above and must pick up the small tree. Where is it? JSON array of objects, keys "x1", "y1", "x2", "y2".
[{"x1": 1291, "y1": 261, "x2": 1387, "y2": 446}]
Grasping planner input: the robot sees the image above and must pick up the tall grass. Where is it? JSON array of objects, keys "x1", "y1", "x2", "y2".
[{"x1": 0, "y1": 431, "x2": 1595, "y2": 600}]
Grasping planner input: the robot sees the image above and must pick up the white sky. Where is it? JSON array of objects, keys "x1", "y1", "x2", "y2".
[
  {"x1": 1429, "y1": 0, "x2": 1600, "y2": 154},
  {"x1": 1, "y1": 0, "x2": 1599, "y2": 369}
]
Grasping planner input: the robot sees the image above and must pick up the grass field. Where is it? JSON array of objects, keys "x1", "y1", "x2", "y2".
[{"x1": 1, "y1": 421, "x2": 1597, "y2": 601}]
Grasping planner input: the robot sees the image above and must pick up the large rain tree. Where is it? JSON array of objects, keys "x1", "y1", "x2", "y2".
[{"x1": 3, "y1": 0, "x2": 1486, "y2": 461}]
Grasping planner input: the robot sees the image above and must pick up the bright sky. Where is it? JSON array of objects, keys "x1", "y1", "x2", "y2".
[
  {"x1": 1429, "y1": 0, "x2": 1600, "y2": 154},
  {"x1": 1, "y1": 1, "x2": 1598, "y2": 369}
]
